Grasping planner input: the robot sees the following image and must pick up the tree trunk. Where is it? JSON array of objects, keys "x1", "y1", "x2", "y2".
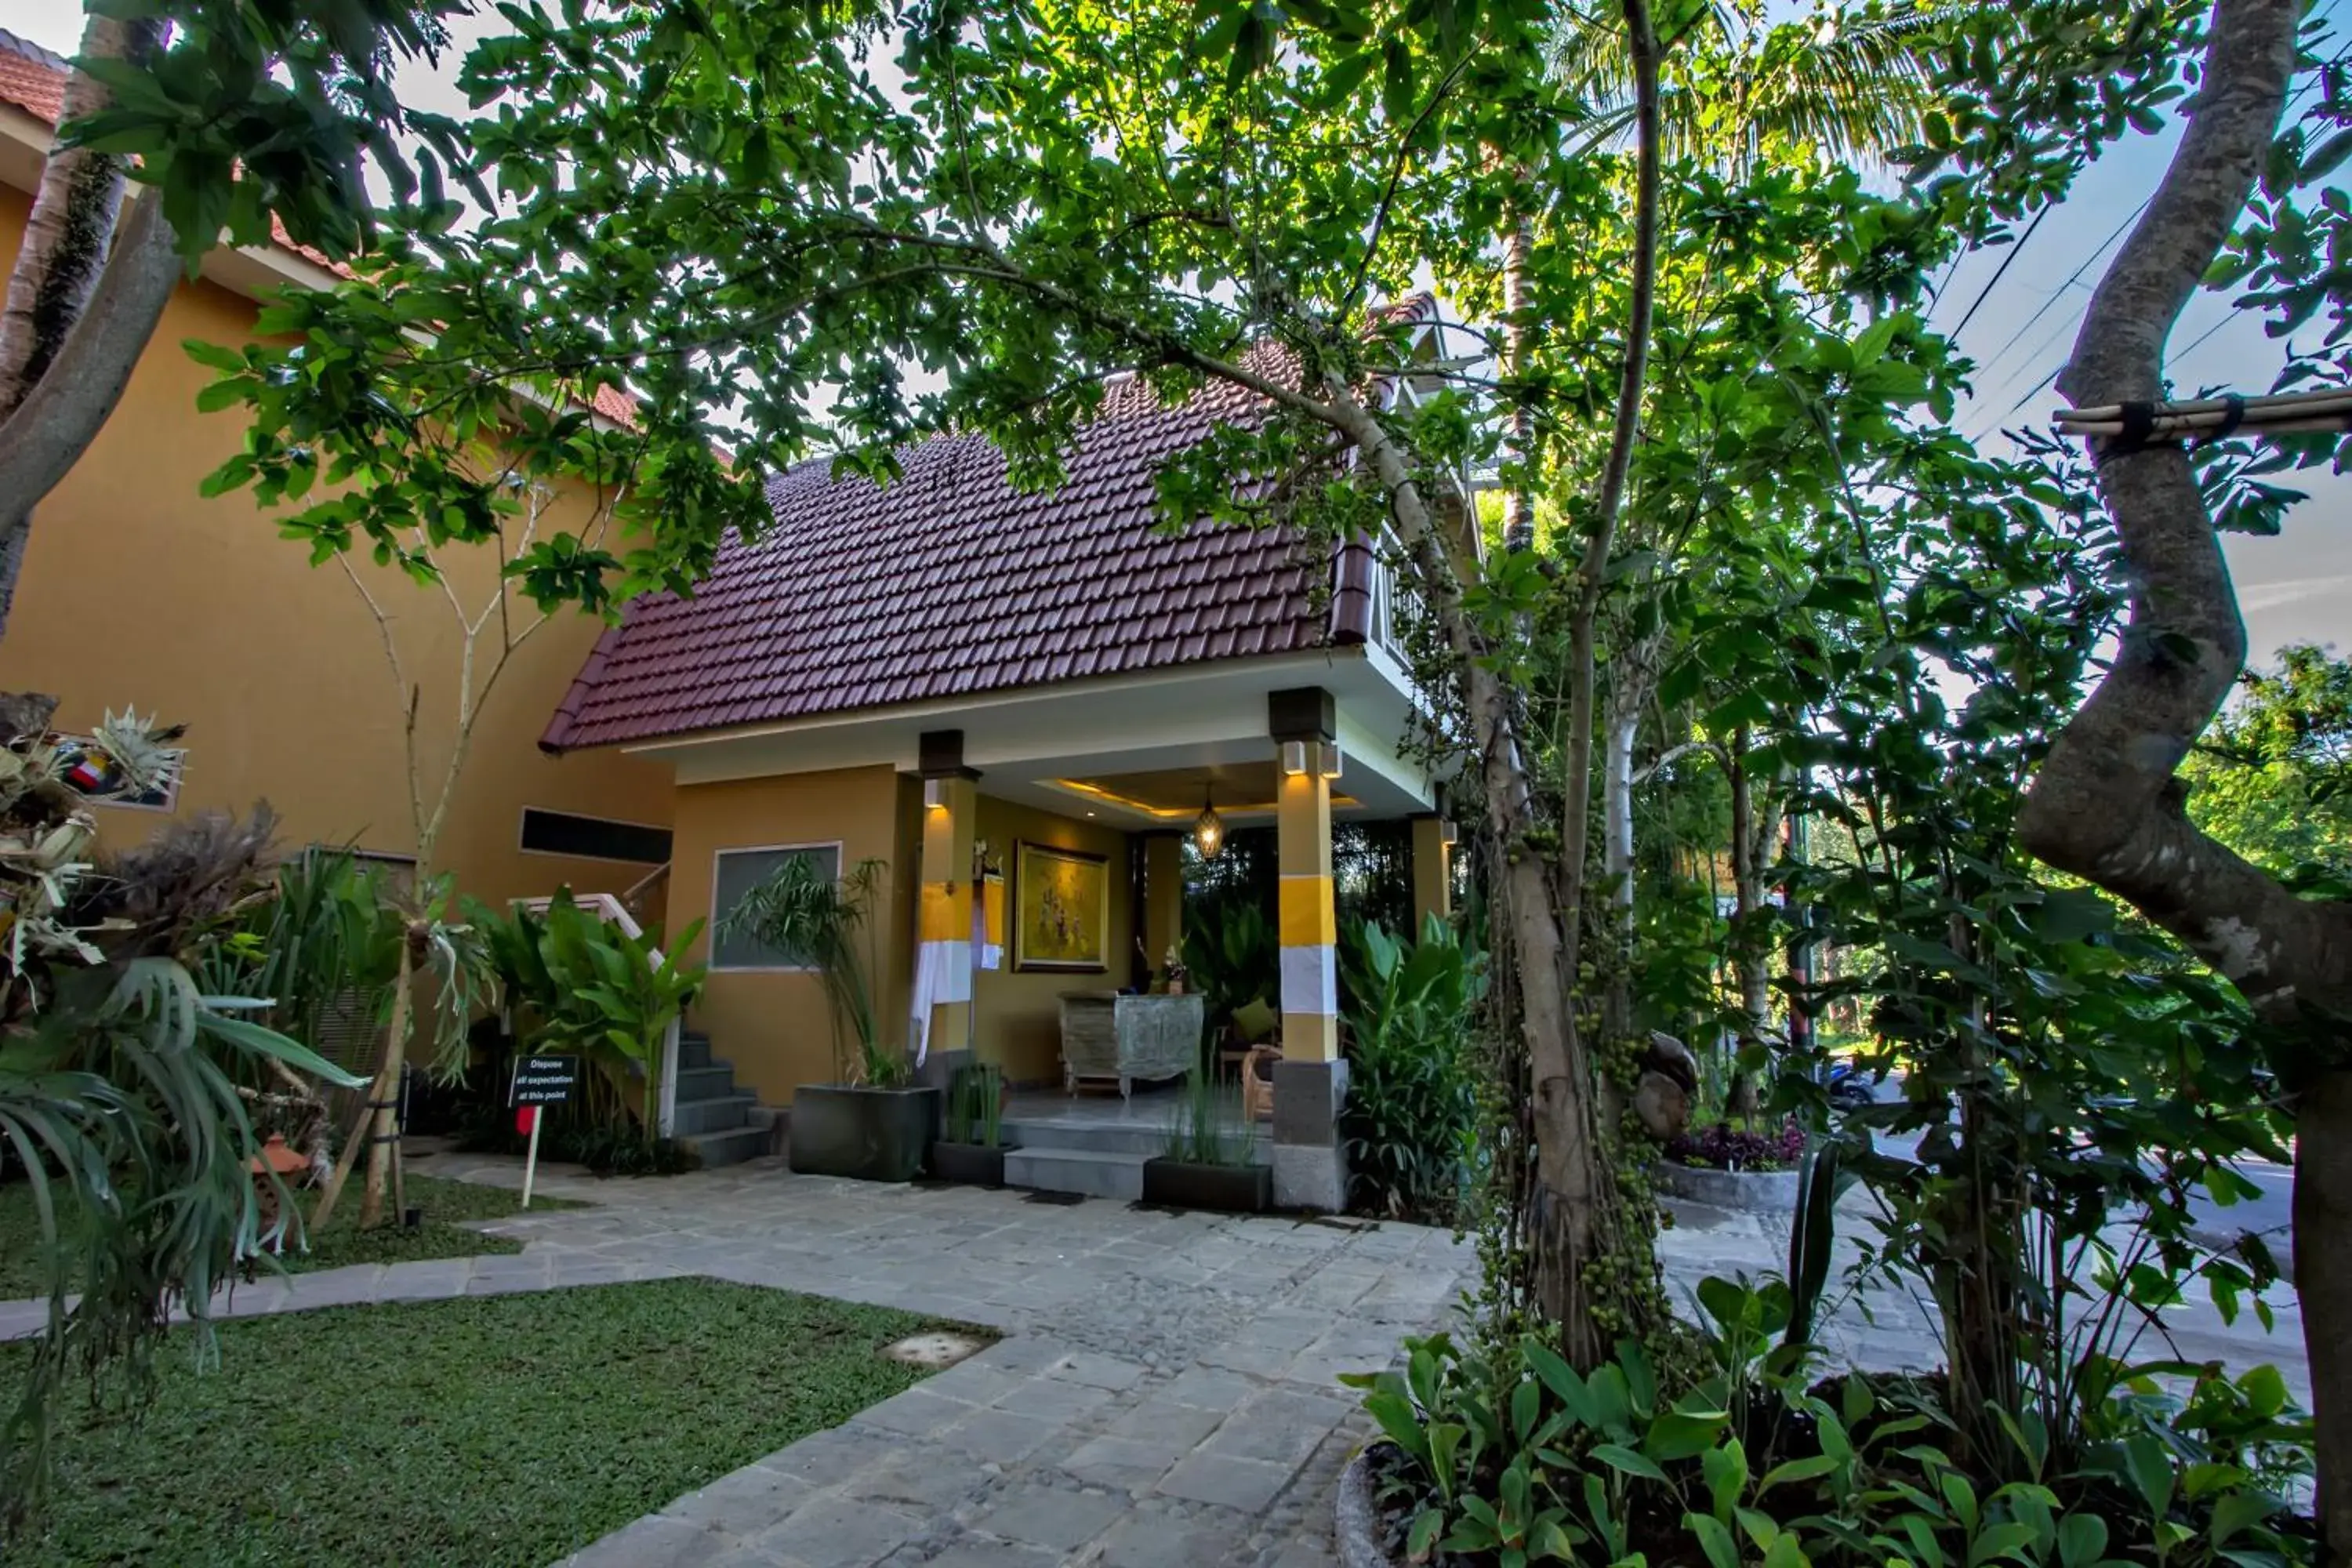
[
  {"x1": 0, "y1": 13, "x2": 162, "y2": 419},
  {"x1": 1726, "y1": 735, "x2": 1772, "y2": 1118},
  {"x1": 2299, "y1": 1070, "x2": 2352, "y2": 1556},
  {"x1": 312, "y1": 935, "x2": 415, "y2": 1231},
  {"x1": 1501, "y1": 187, "x2": 1538, "y2": 555},
  {"x1": 1321, "y1": 380, "x2": 1621, "y2": 1358},
  {"x1": 0, "y1": 14, "x2": 180, "y2": 648},
  {"x1": 2009, "y1": 0, "x2": 2352, "y2": 1537},
  {"x1": 358, "y1": 929, "x2": 425, "y2": 1228},
  {"x1": 1599, "y1": 654, "x2": 1643, "y2": 1045}
]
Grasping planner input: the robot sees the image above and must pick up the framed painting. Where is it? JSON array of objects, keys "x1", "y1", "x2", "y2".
[{"x1": 1014, "y1": 840, "x2": 1110, "y2": 973}]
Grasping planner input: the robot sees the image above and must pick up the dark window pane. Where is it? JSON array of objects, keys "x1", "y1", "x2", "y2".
[
  {"x1": 520, "y1": 808, "x2": 673, "y2": 865},
  {"x1": 711, "y1": 845, "x2": 844, "y2": 970}
]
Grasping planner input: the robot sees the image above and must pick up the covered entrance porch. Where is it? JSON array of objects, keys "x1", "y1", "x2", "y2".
[{"x1": 630, "y1": 648, "x2": 1452, "y2": 1210}]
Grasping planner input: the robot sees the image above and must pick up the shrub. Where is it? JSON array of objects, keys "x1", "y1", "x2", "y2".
[
  {"x1": 1349, "y1": 1275, "x2": 2316, "y2": 1566},
  {"x1": 1664, "y1": 1119, "x2": 1806, "y2": 1173},
  {"x1": 1339, "y1": 915, "x2": 1484, "y2": 1220}
]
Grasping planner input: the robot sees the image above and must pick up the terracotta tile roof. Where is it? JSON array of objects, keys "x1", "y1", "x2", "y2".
[
  {"x1": 0, "y1": 29, "x2": 67, "y2": 123},
  {"x1": 543, "y1": 354, "x2": 1377, "y2": 752}
]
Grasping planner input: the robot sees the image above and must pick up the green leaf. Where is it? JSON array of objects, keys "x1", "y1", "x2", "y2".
[
  {"x1": 182, "y1": 339, "x2": 246, "y2": 373},
  {"x1": 2055, "y1": 1512, "x2": 2108, "y2": 1567},
  {"x1": 1685, "y1": 1512, "x2": 1741, "y2": 1568},
  {"x1": 1759, "y1": 1454, "x2": 1842, "y2": 1494},
  {"x1": 1589, "y1": 1443, "x2": 1668, "y2": 1483},
  {"x1": 1408, "y1": 1508, "x2": 1444, "y2": 1559}
]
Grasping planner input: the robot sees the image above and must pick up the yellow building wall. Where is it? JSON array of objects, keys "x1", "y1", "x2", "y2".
[
  {"x1": 666, "y1": 765, "x2": 914, "y2": 1106},
  {"x1": 0, "y1": 184, "x2": 673, "y2": 908},
  {"x1": 975, "y1": 795, "x2": 1138, "y2": 1085}
]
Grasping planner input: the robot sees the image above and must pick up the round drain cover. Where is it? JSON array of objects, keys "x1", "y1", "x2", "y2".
[{"x1": 884, "y1": 1331, "x2": 988, "y2": 1369}]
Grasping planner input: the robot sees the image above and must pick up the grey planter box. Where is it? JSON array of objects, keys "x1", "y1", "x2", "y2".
[
  {"x1": 928, "y1": 1139, "x2": 1014, "y2": 1186},
  {"x1": 1656, "y1": 1159, "x2": 1801, "y2": 1212},
  {"x1": 1142, "y1": 1157, "x2": 1271, "y2": 1214},
  {"x1": 787, "y1": 1085, "x2": 940, "y2": 1183}
]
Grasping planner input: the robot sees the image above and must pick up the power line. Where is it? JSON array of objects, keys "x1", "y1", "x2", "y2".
[
  {"x1": 1947, "y1": 203, "x2": 2051, "y2": 343},
  {"x1": 1966, "y1": 198, "x2": 2147, "y2": 394},
  {"x1": 1956, "y1": 72, "x2": 2327, "y2": 446}
]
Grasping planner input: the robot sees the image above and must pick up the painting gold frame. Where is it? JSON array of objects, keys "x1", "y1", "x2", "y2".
[{"x1": 1013, "y1": 840, "x2": 1110, "y2": 973}]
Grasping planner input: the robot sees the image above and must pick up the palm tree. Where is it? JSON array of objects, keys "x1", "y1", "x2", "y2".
[{"x1": 1549, "y1": 0, "x2": 1962, "y2": 171}]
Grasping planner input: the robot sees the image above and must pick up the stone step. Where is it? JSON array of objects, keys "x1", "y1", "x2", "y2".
[
  {"x1": 1002, "y1": 1118, "x2": 1274, "y2": 1166},
  {"x1": 681, "y1": 1122, "x2": 771, "y2": 1170},
  {"x1": 672, "y1": 1092, "x2": 757, "y2": 1136},
  {"x1": 673, "y1": 1063, "x2": 736, "y2": 1103},
  {"x1": 1000, "y1": 1117, "x2": 1174, "y2": 1159},
  {"x1": 678, "y1": 1033, "x2": 713, "y2": 1070},
  {"x1": 1003, "y1": 1145, "x2": 1152, "y2": 1202}
]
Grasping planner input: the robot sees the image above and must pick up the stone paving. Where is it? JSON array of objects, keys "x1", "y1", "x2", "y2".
[{"x1": 0, "y1": 1149, "x2": 2310, "y2": 1566}]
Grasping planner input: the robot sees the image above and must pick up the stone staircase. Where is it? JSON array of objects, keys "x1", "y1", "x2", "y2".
[
  {"x1": 673, "y1": 1031, "x2": 771, "y2": 1169},
  {"x1": 1001, "y1": 1101, "x2": 1270, "y2": 1202}
]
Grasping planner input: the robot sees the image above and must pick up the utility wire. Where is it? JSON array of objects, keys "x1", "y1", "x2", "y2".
[
  {"x1": 1947, "y1": 203, "x2": 2051, "y2": 343},
  {"x1": 1958, "y1": 72, "x2": 2325, "y2": 445}
]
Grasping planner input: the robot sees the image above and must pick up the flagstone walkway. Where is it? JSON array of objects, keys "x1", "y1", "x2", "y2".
[{"x1": 0, "y1": 1149, "x2": 2307, "y2": 1566}]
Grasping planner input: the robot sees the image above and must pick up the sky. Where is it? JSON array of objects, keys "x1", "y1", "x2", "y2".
[{"x1": 0, "y1": 0, "x2": 2341, "y2": 665}]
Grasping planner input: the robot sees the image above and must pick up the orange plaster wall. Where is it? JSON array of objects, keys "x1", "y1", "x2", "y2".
[{"x1": 0, "y1": 184, "x2": 673, "y2": 908}]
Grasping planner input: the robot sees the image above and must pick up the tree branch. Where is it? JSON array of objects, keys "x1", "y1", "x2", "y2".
[
  {"x1": 2021, "y1": 0, "x2": 2352, "y2": 1024},
  {"x1": 1558, "y1": 0, "x2": 1662, "y2": 983}
]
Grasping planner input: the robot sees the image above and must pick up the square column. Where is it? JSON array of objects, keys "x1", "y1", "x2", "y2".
[
  {"x1": 1269, "y1": 688, "x2": 1348, "y2": 1212},
  {"x1": 916, "y1": 731, "x2": 978, "y2": 1083},
  {"x1": 1410, "y1": 812, "x2": 1454, "y2": 934},
  {"x1": 1276, "y1": 750, "x2": 1338, "y2": 1063},
  {"x1": 1143, "y1": 833, "x2": 1185, "y2": 982}
]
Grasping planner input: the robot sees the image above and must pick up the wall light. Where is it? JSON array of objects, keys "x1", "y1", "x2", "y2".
[
  {"x1": 1320, "y1": 744, "x2": 1344, "y2": 780},
  {"x1": 923, "y1": 778, "x2": 949, "y2": 811},
  {"x1": 1279, "y1": 739, "x2": 1309, "y2": 776}
]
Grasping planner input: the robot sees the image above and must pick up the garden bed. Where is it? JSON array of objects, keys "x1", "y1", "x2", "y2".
[
  {"x1": 0, "y1": 1174, "x2": 587, "y2": 1300},
  {"x1": 5, "y1": 1276, "x2": 978, "y2": 1566}
]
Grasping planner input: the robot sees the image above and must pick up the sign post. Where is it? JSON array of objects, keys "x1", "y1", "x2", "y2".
[{"x1": 509, "y1": 1055, "x2": 581, "y2": 1209}]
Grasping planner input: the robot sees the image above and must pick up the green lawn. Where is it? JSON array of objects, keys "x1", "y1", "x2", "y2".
[
  {"x1": 0, "y1": 1174, "x2": 588, "y2": 1300},
  {"x1": 9, "y1": 1277, "x2": 965, "y2": 1566}
]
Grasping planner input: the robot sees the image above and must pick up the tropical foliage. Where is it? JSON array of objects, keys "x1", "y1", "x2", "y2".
[
  {"x1": 1340, "y1": 915, "x2": 1486, "y2": 1220},
  {"x1": 720, "y1": 857, "x2": 900, "y2": 1087}
]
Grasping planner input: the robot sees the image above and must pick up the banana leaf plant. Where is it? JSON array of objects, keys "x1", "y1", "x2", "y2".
[{"x1": 526, "y1": 895, "x2": 706, "y2": 1148}]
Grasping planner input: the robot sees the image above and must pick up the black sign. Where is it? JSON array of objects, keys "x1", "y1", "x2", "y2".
[{"x1": 510, "y1": 1055, "x2": 582, "y2": 1107}]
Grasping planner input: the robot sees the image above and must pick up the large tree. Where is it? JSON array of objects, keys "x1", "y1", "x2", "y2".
[{"x1": 2009, "y1": 0, "x2": 2352, "y2": 1544}]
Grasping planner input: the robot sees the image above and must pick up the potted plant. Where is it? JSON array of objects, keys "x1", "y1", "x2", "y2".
[
  {"x1": 724, "y1": 855, "x2": 937, "y2": 1181},
  {"x1": 929, "y1": 1061, "x2": 1014, "y2": 1184},
  {"x1": 1142, "y1": 1066, "x2": 1270, "y2": 1213}
]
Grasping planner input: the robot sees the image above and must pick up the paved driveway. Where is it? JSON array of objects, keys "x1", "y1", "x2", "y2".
[
  {"x1": 432, "y1": 1153, "x2": 1474, "y2": 1568},
  {"x1": 0, "y1": 1149, "x2": 2307, "y2": 1566}
]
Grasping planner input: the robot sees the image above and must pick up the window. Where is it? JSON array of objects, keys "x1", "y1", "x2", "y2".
[
  {"x1": 519, "y1": 808, "x2": 673, "y2": 866},
  {"x1": 710, "y1": 844, "x2": 842, "y2": 971}
]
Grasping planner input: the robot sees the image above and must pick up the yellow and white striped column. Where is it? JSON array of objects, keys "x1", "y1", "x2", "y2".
[
  {"x1": 916, "y1": 771, "x2": 978, "y2": 1060},
  {"x1": 1276, "y1": 741, "x2": 1338, "y2": 1063}
]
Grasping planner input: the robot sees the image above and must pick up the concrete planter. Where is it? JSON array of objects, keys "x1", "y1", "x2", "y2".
[
  {"x1": 1334, "y1": 1447, "x2": 1395, "y2": 1568},
  {"x1": 927, "y1": 1139, "x2": 1014, "y2": 1186},
  {"x1": 786, "y1": 1085, "x2": 940, "y2": 1183},
  {"x1": 1656, "y1": 1159, "x2": 1801, "y2": 1212},
  {"x1": 1142, "y1": 1157, "x2": 1271, "y2": 1214}
]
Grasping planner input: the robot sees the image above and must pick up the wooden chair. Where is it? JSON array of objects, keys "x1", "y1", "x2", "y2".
[{"x1": 1240, "y1": 1044, "x2": 1281, "y2": 1121}]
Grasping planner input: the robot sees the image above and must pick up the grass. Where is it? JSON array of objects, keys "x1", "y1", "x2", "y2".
[
  {"x1": 7, "y1": 1277, "x2": 966, "y2": 1567},
  {"x1": 0, "y1": 1174, "x2": 589, "y2": 1301}
]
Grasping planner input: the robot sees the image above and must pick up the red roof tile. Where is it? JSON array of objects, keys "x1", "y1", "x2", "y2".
[{"x1": 542, "y1": 354, "x2": 1379, "y2": 752}]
